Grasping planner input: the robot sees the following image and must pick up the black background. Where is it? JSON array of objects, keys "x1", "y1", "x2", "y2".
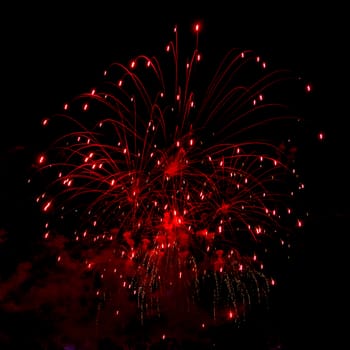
[{"x1": 1, "y1": 1, "x2": 347, "y2": 348}]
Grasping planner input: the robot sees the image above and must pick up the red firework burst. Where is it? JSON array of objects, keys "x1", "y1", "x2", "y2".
[{"x1": 34, "y1": 22, "x2": 309, "y2": 336}]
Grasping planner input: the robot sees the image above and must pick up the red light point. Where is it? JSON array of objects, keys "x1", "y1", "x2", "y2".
[
  {"x1": 38, "y1": 154, "x2": 46, "y2": 164},
  {"x1": 43, "y1": 201, "x2": 52, "y2": 212},
  {"x1": 318, "y1": 131, "x2": 325, "y2": 141}
]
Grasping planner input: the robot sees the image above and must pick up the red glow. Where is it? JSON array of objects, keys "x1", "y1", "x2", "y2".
[
  {"x1": 42, "y1": 201, "x2": 52, "y2": 212},
  {"x1": 37, "y1": 154, "x2": 46, "y2": 164},
  {"x1": 318, "y1": 131, "x2": 325, "y2": 141}
]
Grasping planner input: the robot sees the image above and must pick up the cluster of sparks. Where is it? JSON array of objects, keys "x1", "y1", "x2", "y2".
[{"x1": 33, "y1": 23, "x2": 310, "y2": 334}]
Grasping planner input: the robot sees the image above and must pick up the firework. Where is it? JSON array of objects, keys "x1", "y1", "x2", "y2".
[{"x1": 34, "y1": 22, "x2": 308, "y2": 336}]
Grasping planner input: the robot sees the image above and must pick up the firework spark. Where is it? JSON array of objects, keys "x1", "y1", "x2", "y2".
[{"x1": 34, "y1": 22, "x2": 308, "y2": 335}]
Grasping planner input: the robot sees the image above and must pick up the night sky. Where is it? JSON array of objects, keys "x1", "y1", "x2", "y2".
[{"x1": 1, "y1": 2, "x2": 347, "y2": 349}]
